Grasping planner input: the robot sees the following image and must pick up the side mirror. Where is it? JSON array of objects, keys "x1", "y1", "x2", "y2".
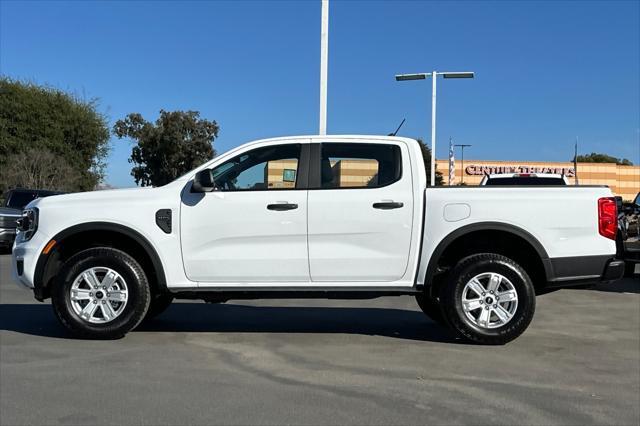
[{"x1": 191, "y1": 169, "x2": 215, "y2": 193}]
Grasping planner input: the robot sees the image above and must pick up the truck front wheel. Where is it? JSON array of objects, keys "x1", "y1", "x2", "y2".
[
  {"x1": 51, "y1": 247, "x2": 151, "y2": 339},
  {"x1": 439, "y1": 253, "x2": 535, "y2": 345}
]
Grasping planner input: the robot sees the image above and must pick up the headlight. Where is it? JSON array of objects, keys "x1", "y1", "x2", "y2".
[{"x1": 17, "y1": 208, "x2": 38, "y2": 241}]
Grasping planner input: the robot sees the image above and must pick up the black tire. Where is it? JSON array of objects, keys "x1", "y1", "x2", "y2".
[
  {"x1": 415, "y1": 292, "x2": 446, "y2": 326},
  {"x1": 439, "y1": 253, "x2": 536, "y2": 345},
  {"x1": 143, "y1": 293, "x2": 174, "y2": 321},
  {"x1": 51, "y1": 247, "x2": 151, "y2": 339}
]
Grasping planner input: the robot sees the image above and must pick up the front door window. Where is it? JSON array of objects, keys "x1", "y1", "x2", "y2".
[{"x1": 211, "y1": 144, "x2": 301, "y2": 191}]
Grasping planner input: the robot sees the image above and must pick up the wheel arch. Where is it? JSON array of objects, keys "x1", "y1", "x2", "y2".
[
  {"x1": 423, "y1": 222, "x2": 552, "y2": 297},
  {"x1": 34, "y1": 222, "x2": 167, "y2": 301}
]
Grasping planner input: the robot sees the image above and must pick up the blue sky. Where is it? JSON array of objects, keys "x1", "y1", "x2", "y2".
[{"x1": 1, "y1": 0, "x2": 638, "y2": 187}]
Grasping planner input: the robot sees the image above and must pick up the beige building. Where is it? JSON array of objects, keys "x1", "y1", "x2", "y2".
[
  {"x1": 436, "y1": 159, "x2": 640, "y2": 200},
  {"x1": 330, "y1": 159, "x2": 379, "y2": 187},
  {"x1": 265, "y1": 159, "x2": 298, "y2": 189}
]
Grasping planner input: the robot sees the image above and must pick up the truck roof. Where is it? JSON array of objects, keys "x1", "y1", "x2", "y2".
[{"x1": 244, "y1": 134, "x2": 418, "y2": 144}]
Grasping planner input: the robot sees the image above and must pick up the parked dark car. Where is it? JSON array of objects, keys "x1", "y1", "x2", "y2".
[
  {"x1": 620, "y1": 192, "x2": 640, "y2": 275},
  {"x1": 0, "y1": 189, "x2": 62, "y2": 251}
]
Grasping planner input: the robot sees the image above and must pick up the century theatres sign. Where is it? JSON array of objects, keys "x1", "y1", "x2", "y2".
[{"x1": 465, "y1": 165, "x2": 576, "y2": 177}]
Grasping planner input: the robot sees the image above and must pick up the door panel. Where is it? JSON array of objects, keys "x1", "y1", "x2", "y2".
[
  {"x1": 180, "y1": 142, "x2": 309, "y2": 283},
  {"x1": 181, "y1": 190, "x2": 308, "y2": 282},
  {"x1": 307, "y1": 142, "x2": 414, "y2": 282}
]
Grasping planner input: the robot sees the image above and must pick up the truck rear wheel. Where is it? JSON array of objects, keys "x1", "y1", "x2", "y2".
[
  {"x1": 439, "y1": 253, "x2": 535, "y2": 345},
  {"x1": 51, "y1": 247, "x2": 151, "y2": 339}
]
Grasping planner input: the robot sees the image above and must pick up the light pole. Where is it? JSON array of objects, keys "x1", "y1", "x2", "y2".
[
  {"x1": 454, "y1": 144, "x2": 472, "y2": 184},
  {"x1": 395, "y1": 71, "x2": 474, "y2": 186},
  {"x1": 319, "y1": 0, "x2": 329, "y2": 135}
]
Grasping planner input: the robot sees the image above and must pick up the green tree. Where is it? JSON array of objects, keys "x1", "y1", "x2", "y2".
[
  {"x1": 113, "y1": 110, "x2": 219, "y2": 187},
  {"x1": 0, "y1": 148, "x2": 81, "y2": 191},
  {"x1": 416, "y1": 138, "x2": 444, "y2": 185},
  {"x1": 573, "y1": 152, "x2": 633, "y2": 166},
  {"x1": 0, "y1": 78, "x2": 110, "y2": 192}
]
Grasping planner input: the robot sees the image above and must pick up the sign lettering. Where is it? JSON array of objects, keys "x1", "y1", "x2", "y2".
[{"x1": 465, "y1": 165, "x2": 575, "y2": 177}]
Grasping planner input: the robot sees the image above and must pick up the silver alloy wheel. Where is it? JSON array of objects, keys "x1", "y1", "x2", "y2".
[
  {"x1": 69, "y1": 267, "x2": 128, "y2": 324},
  {"x1": 461, "y1": 272, "x2": 518, "y2": 329}
]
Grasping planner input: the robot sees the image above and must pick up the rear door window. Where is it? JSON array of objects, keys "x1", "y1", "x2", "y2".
[{"x1": 318, "y1": 143, "x2": 401, "y2": 189}]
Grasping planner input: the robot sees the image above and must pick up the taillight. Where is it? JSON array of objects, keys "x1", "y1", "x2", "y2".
[{"x1": 598, "y1": 197, "x2": 617, "y2": 240}]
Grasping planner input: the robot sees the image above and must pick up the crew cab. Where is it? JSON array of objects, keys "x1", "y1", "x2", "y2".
[{"x1": 11, "y1": 136, "x2": 624, "y2": 344}]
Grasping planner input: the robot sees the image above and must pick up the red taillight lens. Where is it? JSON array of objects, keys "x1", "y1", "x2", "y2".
[{"x1": 598, "y1": 197, "x2": 617, "y2": 240}]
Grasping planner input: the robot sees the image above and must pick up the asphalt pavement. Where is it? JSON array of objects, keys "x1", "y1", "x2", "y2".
[{"x1": 1, "y1": 254, "x2": 638, "y2": 425}]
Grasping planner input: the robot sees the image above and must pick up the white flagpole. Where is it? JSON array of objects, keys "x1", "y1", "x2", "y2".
[
  {"x1": 319, "y1": 0, "x2": 329, "y2": 135},
  {"x1": 574, "y1": 136, "x2": 579, "y2": 185},
  {"x1": 448, "y1": 137, "x2": 455, "y2": 186}
]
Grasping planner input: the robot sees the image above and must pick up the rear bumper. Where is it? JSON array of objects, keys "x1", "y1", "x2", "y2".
[
  {"x1": 545, "y1": 255, "x2": 625, "y2": 288},
  {"x1": 601, "y1": 259, "x2": 625, "y2": 281}
]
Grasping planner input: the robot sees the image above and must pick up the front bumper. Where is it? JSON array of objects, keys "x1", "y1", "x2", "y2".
[{"x1": 11, "y1": 230, "x2": 51, "y2": 291}]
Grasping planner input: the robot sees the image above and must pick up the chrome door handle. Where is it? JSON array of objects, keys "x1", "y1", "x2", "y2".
[
  {"x1": 267, "y1": 203, "x2": 298, "y2": 211},
  {"x1": 372, "y1": 201, "x2": 404, "y2": 210}
]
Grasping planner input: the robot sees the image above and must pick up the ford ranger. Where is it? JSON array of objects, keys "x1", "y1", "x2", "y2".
[{"x1": 11, "y1": 135, "x2": 624, "y2": 344}]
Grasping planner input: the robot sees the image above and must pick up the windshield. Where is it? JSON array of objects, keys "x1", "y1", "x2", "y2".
[
  {"x1": 485, "y1": 177, "x2": 566, "y2": 186},
  {"x1": 6, "y1": 192, "x2": 38, "y2": 209}
]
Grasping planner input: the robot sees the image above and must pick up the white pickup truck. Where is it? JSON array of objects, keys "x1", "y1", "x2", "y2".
[{"x1": 12, "y1": 135, "x2": 624, "y2": 344}]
